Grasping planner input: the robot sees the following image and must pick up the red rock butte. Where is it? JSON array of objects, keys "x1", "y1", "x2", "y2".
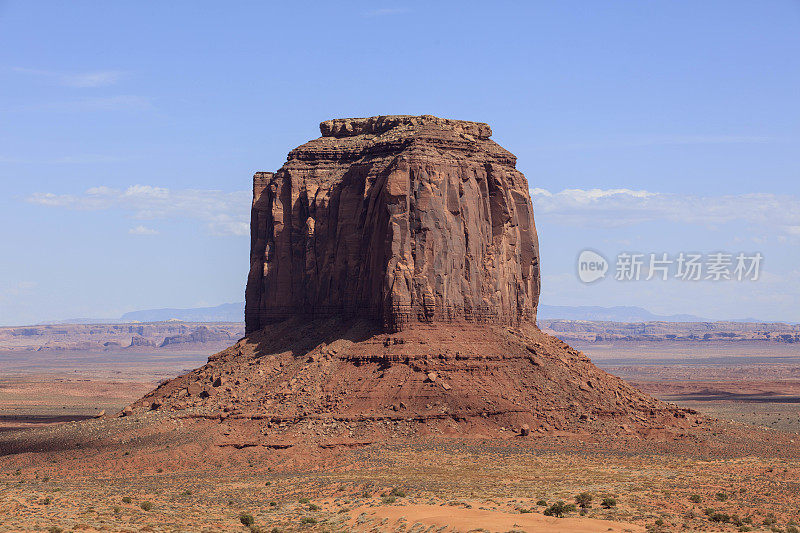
[
  {"x1": 245, "y1": 115, "x2": 540, "y2": 334},
  {"x1": 108, "y1": 115, "x2": 700, "y2": 446}
]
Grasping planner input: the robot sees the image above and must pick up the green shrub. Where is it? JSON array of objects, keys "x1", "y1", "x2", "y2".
[
  {"x1": 269, "y1": 501, "x2": 277, "y2": 507},
  {"x1": 543, "y1": 501, "x2": 576, "y2": 517},
  {"x1": 140, "y1": 501, "x2": 153, "y2": 511},
  {"x1": 298, "y1": 497, "x2": 310, "y2": 504},
  {"x1": 536, "y1": 499, "x2": 547, "y2": 506},
  {"x1": 601, "y1": 497, "x2": 617, "y2": 509},
  {"x1": 46, "y1": 527, "x2": 63, "y2": 533},
  {"x1": 121, "y1": 496, "x2": 132, "y2": 504},
  {"x1": 181, "y1": 490, "x2": 192, "y2": 496},
  {"x1": 308, "y1": 503, "x2": 319, "y2": 511},
  {"x1": 113, "y1": 506, "x2": 121, "y2": 514},
  {"x1": 41, "y1": 497, "x2": 51, "y2": 505},
  {"x1": 709, "y1": 512, "x2": 730, "y2": 523},
  {"x1": 574, "y1": 492, "x2": 592, "y2": 509},
  {"x1": 381, "y1": 495, "x2": 396, "y2": 504},
  {"x1": 239, "y1": 513, "x2": 255, "y2": 527},
  {"x1": 689, "y1": 494, "x2": 702, "y2": 503},
  {"x1": 655, "y1": 518, "x2": 664, "y2": 526},
  {"x1": 390, "y1": 488, "x2": 406, "y2": 497},
  {"x1": 715, "y1": 492, "x2": 728, "y2": 501},
  {"x1": 300, "y1": 517, "x2": 317, "y2": 524}
]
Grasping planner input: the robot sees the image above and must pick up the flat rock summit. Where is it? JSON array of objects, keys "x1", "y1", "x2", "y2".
[{"x1": 113, "y1": 115, "x2": 701, "y2": 447}]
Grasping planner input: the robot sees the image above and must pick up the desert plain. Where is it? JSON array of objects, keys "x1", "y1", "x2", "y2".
[{"x1": 1, "y1": 321, "x2": 799, "y2": 533}]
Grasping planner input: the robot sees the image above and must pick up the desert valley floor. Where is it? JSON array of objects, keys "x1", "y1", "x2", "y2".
[{"x1": 1, "y1": 325, "x2": 800, "y2": 532}]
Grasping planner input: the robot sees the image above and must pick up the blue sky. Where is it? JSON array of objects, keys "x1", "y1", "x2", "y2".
[{"x1": 1, "y1": 1, "x2": 799, "y2": 325}]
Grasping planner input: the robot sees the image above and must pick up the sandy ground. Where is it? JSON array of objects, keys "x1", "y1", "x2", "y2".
[{"x1": 1, "y1": 339, "x2": 800, "y2": 531}]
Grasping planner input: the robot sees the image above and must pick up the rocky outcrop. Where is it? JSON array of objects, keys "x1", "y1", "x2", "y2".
[
  {"x1": 159, "y1": 326, "x2": 233, "y2": 347},
  {"x1": 245, "y1": 115, "x2": 540, "y2": 334}
]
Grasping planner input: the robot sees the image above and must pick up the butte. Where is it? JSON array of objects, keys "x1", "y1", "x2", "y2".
[{"x1": 124, "y1": 115, "x2": 700, "y2": 447}]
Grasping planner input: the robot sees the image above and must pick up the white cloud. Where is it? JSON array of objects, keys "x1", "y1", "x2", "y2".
[
  {"x1": 128, "y1": 225, "x2": 159, "y2": 235},
  {"x1": 28, "y1": 185, "x2": 250, "y2": 236},
  {"x1": 13, "y1": 67, "x2": 125, "y2": 88},
  {"x1": 531, "y1": 188, "x2": 800, "y2": 235}
]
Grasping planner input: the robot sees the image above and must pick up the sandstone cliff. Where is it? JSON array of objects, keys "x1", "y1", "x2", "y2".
[{"x1": 245, "y1": 115, "x2": 540, "y2": 333}]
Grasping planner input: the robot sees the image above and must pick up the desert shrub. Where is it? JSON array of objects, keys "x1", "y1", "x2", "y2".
[
  {"x1": 308, "y1": 503, "x2": 319, "y2": 511},
  {"x1": 381, "y1": 495, "x2": 396, "y2": 504},
  {"x1": 543, "y1": 501, "x2": 576, "y2": 517},
  {"x1": 47, "y1": 527, "x2": 63, "y2": 533},
  {"x1": 738, "y1": 527, "x2": 752, "y2": 532},
  {"x1": 361, "y1": 491, "x2": 371, "y2": 498},
  {"x1": 788, "y1": 526, "x2": 800, "y2": 533},
  {"x1": 390, "y1": 488, "x2": 406, "y2": 497},
  {"x1": 41, "y1": 497, "x2": 51, "y2": 505},
  {"x1": 704, "y1": 508, "x2": 716, "y2": 517},
  {"x1": 715, "y1": 492, "x2": 728, "y2": 501},
  {"x1": 655, "y1": 518, "x2": 664, "y2": 526},
  {"x1": 269, "y1": 501, "x2": 277, "y2": 507},
  {"x1": 300, "y1": 517, "x2": 317, "y2": 524},
  {"x1": 181, "y1": 490, "x2": 192, "y2": 496},
  {"x1": 601, "y1": 497, "x2": 617, "y2": 508},
  {"x1": 764, "y1": 516, "x2": 778, "y2": 526},
  {"x1": 121, "y1": 496, "x2": 132, "y2": 503},
  {"x1": 140, "y1": 501, "x2": 153, "y2": 511},
  {"x1": 519, "y1": 507, "x2": 533, "y2": 513},
  {"x1": 575, "y1": 492, "x2": 592, "y2": 508},
  {"x1": 579, "y1": 509, "x2": 587, "y2": 516},
  {"x1": 536, "y1": 499, "x2": 547, "y2": 506},
  {"x1": 113, "y1": 505, "x2": 121, "y2": 514},
  {"x1": 689, "y1": 494, "x2": 702, "y2": 503},
  {"x1": 709, "y1": 512, "x2": 730, "y2": 523},
  {"x1": 239, "y1": 513, "x2": 255, "y2": 527},
  {"x1": 298, "y1": 497, "x2": 310, "y2": 504}
]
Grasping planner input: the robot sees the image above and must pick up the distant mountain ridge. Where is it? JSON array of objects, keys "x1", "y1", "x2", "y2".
[
  {"x1": 537, "y1": 305, "x2": 707, "y2": 322},
  {"x1": 120, "y1": 302, "x2": 244, "y2": 323},
  {"x1": 43, "y1": 303, "x2": 774, "y2": 326}
]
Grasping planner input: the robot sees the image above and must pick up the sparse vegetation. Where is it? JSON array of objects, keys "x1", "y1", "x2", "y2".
[
  {"x1": 308, "y1": 503, "x2": 319, "y2": 511},
  {"x1": 298, "y1": 497, "x2": 310, "y2": 504},
  {"x1": 381, "y1": 495, "x2": 396, "y2": 504},
  {"x1": 689, "y1": 494, "x2": 702, "y2": 503},
  {"x1": 715, "y1": 491, "x2": 728, "y2": 501},
  {"x1": 121, "y1": 496, "x2": 132, "y2": 504},
  {"x1": 536, "y1": 499, "x2": 547, "y2": 506},
  {"x1": 140, "y1": 501, "x2": 153, "y2": 511},
  {"x1": 543, "y1": 501, "x2": 576, "y2": 517},
  {"x1": 575, "y1": 492, "x2": 592, "y2": 508},
  {"x1": 300, "y1": 517, "x2": 317, "y2": 524},
  {"x1": 239, "y1": 513, "x2": 255, "y2": 527},
  {"x1": 601, "y1": 496, "x2": 617, "y2": 508}
]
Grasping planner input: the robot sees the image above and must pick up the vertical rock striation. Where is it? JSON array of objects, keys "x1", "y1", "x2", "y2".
[{"x1": 245, "y1": 115, "x2": 540, "y2": 334}]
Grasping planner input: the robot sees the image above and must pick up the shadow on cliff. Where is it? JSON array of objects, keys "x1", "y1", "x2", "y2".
[{"x1": 240, "y1": 316, "x2": 382, "y2": 361}]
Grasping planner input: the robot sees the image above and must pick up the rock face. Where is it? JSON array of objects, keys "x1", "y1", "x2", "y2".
[{"x1": 245, "y1": 115, "x2": 540, "y2": 334}]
